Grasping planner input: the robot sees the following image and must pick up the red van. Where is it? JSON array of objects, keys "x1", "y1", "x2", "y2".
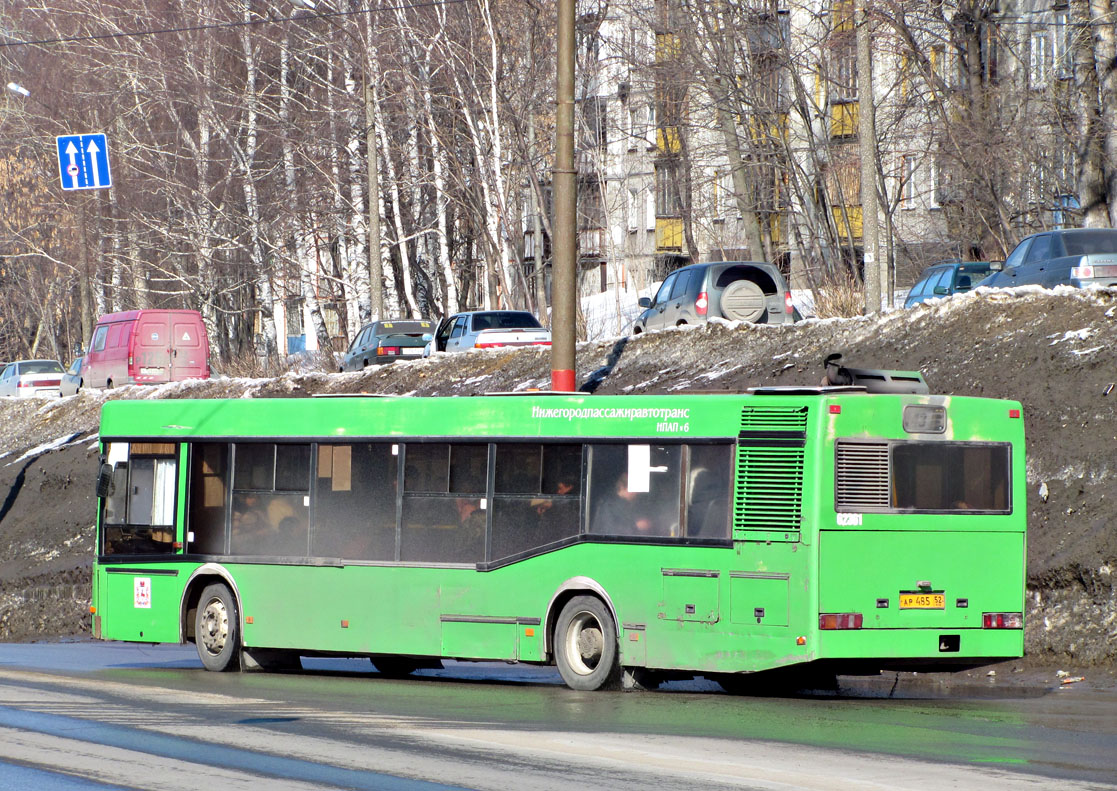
[{"x1": 84, "y1": 310, "x2": 210, "y2": 388}]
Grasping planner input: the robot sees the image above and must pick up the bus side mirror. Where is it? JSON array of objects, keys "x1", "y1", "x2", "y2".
[{"x1": 96, "y1": 463, "x2": 114, "y2": 498}]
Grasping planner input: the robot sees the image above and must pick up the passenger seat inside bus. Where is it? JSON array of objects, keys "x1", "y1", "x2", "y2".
[{"x1": 687, "y1": 467, "x2": 722, "y2": 537}]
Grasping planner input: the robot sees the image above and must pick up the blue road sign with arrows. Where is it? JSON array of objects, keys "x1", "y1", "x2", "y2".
[{"x1": 56, "y1": 134, "x2": 112, "y2": 191}]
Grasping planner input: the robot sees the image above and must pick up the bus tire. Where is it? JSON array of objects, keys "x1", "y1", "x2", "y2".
[
  {"x1": 554, "y1": 595, "x2": 621, "y2": 691},
  {"x1": 195, "y1": 583, "x2": 241, "y2": 672}
]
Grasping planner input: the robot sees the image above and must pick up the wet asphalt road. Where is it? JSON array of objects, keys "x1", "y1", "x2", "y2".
[{"x1": 0, "y1": 642, "x2": 1114, "y2": 790}]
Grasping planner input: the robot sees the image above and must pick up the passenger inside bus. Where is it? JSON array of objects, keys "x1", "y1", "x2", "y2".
[{"x1": 591, "y1": 471, "x2": 673, "y2": 537}]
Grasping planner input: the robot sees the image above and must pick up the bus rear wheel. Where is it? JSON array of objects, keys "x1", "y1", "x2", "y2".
[
  {"x1": 195, "y1": 583, "x2": 240, "y2": 672},
  {"x1": 554, "y1": 595, "x2": 620, "y2": 691}
]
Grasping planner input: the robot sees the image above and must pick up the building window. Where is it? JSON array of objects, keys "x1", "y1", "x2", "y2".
[
  {"x1": 655, "y1": 162, "x2": 682, "y2": 217},
  {"x1": 1053, "y1": 12, "x2": 1072, "y2": 77},
  {"x1": 900, "y1": 155, "x2": 916, "y2": 208},
  {"x1": 1030, "y1": 29, "x2": 1050, "y2": 88}
]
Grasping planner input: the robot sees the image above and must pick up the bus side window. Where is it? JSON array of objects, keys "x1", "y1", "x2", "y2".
[
  {"x1": 586, "y1": 444, "x2": 681, "y2": 537},
  {"x1": 312, "y1": 443, "x2": 397, "y2": 561},
  {"x1": 685, "y1": 444, "x2": 733, "y2": 538},
  {"x1": 491, "y1": 443, "x2": 581, "y2": 560},
  {"x1": 229, "y1": 443, "x2": 311, "y2": 557},
  {"x1": 401, "y1": 443, "x2": 486, "y2": 563},
  {"x1": 100, "y1": 442, "x2": 177, "y2": 555}
]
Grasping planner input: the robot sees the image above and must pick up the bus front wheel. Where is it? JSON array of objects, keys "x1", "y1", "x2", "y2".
[
  {"x1": 195, "y1": 583, "x2": 241, "y2": 672},
  {"x1": 554, "y1": 595, "x2": 620, "y2": 691}
]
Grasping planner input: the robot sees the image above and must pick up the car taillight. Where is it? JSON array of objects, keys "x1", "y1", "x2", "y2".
[
  {"x1": 16, "y1": 380, "x2": 28, "y2": 387},
  {"x1": 819, "y1": 613, "x2": 863, "y2": 630},
  {"x1": 695, "y1": 291, "x2": 708, "y2": 316},
  {"x1": 982, "y1": 612, "x2": 1023, "y2": 629},
  {"x1": 785, "y1": 292, "x2": 794, "y2": 314},
  {"x1": 475, "y1": 342, "x2": 504, "y2": 349},
  {"x1": 1071, "y1": 260, "x2": 1094, "y2": 279},
  {"x1": 377, "y1": 346, "x2": 401, "y2": 356}
]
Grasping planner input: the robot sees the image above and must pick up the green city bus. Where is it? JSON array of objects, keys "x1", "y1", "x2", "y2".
[{"x1": 91, "y1": 380, "x2": 1025, "y2": 691}]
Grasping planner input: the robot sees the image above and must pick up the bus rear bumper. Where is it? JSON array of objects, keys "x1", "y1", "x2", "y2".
[{"x1": 816, "y1": 627, "x2": 1023, "y2": 672}]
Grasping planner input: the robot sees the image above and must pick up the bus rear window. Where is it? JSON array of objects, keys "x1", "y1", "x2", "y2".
[
  {"x1": 892, "y1": 443, "x2": 1010, "y2": 511},
  {"x1": 836, "y1": 440, "x2": 1010, "y2": 513}
]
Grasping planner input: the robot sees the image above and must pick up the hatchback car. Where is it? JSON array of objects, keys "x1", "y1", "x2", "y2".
[
  {"x1": 978, "y1": 229, "x2": 1117, "y2": 290},
  {"x1": 633, "y1": 261, "x2": 795, "y2": 333},
  {"x1": 59, "y1": 356, "x2": 86, "y2": 396},
  {"x1": 904, "y1": 261, "x2": 998, "y2": 308},
  {"x1": 340, "y1": 320, "x2": 433, "y2": 371},
  {"x1": 0, "y1": 359, "x2": 65, "y2": 397}
]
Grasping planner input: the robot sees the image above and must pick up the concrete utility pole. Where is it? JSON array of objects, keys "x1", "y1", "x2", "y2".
[
  {"x1": 856, "y1": 0, "x2": 881, "y2": 314},
  {"x1": 551, "y1": 0, "x2": 577, "y2": 391},
  {"x1": 294, "y1": 0, "x2": 382, "y2": 320},
  {"x1": 364, "y1": 73, "x2": 383, "y2": 320}
]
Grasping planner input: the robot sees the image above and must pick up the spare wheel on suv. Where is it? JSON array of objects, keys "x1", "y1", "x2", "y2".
[{"x1": 720, "y1": 279, "x2": 767, "y2": 322}]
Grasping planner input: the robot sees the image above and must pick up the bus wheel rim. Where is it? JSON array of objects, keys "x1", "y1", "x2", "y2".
[
  {"x1": 200, "y1": 597, "x2": 229, "y2": 656},
  {"x1": 565, "y1": 611, "x2": 603, "y2": 676}
]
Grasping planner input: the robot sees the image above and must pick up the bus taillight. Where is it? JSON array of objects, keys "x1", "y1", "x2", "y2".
[
  {"x1": 982, "y1": 612, "x2": 1023, "y2": 629},
  {"x1": 819, "y1": 613, "x2": 863, "y2": 630}
]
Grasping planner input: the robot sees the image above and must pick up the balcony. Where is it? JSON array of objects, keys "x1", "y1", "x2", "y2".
[
  {"x1": 655, "y1": 217, "x2": 683, "y2": 252},
  {"x1": 830, "y1": 102, "x2": 858, "y2": 138},
  {"x1": 832, "y1": 205, "x2": 863, "y2": 239}
]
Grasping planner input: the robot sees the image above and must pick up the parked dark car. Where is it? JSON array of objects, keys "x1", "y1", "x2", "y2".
[
  {"x1": 977, "y1": 229, "x2": 1117, "y2": 290},
  {"x1": 904, "y1": 261, "x2": 999, "y2": 308},
  {"x1": 633, "y1": 261, "x2": 795, "y2": 333},
  {"x1": 340, "y1": 319, "x2": 433, "y2": 370}
]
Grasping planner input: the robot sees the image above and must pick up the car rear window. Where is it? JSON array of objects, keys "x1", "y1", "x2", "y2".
[
  {"x1": 1060, "y1": 230, "x2": 1117, "y2": 256},
  {"x1": 377, "y1": 321, "x2": 430, "y2": 335},
  {"x1": 472, "y1": 312, "x2": 542, "y2": 330},
  {"x1": 21, "y1": 361, "x2": 64, "y2": 374},
  {"x1": 713, "y1": 264, "x2": 776, "y2": 290}
]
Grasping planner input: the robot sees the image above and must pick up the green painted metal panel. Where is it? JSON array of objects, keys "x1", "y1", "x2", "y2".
[
  {"x1": 441, "y1": 620, "x2": 519, "y2": 661},
  {"x1": 819, "y1": 530, "x2": 1026, "y2": 629},
  {"x1": 729, "y1": 573, "x2": 789, "y2": 626},
  {"x1": 100, "y1": 568, "x2": 183, "y2": 644},
  {"x1": 660, "y1": 571, "x2": 720, "y2": 623}
]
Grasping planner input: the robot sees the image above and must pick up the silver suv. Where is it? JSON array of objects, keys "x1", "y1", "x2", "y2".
[{"x1": 633, "y1": 261, "x2": 795, "y2": 333}]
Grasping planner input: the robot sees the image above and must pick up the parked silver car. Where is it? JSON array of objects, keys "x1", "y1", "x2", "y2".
[
  {"x1": 0, "y1": 359, "x2": 65, "y2": 397},
  {"x1": 425, "y1": 311, "x2": 551, "y2": 355},
  {"x1": 59, "y1": 356, "x2": 86, "y2": 396}
]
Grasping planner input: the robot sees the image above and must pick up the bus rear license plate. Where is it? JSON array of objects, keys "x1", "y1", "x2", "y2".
[
  {"x1": 141, "y1": 367, "x2": 163, "y2": 375},
  {"x1": 899, "y1": 593, "x2": 945, "y2": 609}
]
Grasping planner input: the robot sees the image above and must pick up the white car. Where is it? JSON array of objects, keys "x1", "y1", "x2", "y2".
[
  {"x1": 424, "y1": 311, "x2": 551, "y2": 356},
  {"x1": 0, "y1": 359, "x2": 65, "y2": 397}
]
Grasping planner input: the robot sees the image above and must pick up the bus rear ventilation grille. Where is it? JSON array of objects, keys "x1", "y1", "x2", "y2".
[{"x1": 835, "y1": 441, "x2": 890, "y2": 509}]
